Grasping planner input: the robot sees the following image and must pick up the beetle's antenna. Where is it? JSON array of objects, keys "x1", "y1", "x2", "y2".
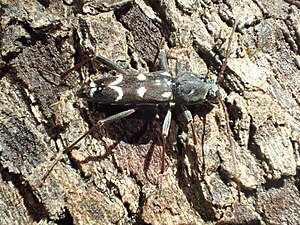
[{"x1": 60, "y1": 55, "x2": 94, "y2": 79}]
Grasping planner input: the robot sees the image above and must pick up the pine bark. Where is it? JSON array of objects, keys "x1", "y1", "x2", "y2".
[{"x1": 1, "y1": 0, "x2": 300, "y2": 224}]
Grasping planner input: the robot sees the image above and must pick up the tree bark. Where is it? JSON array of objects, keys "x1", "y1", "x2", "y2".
[{"x1": 1, "y1": 0, "x2": 299, "y2": 224}]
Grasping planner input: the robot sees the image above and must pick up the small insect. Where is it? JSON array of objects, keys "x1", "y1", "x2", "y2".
[{"x1": 41, "y1": 20, "x2": 239, "y2": 194}]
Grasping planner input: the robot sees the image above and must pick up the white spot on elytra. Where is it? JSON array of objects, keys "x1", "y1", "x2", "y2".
[
  {"x1": 90, "y1": 87, "x2": 97, "y2": 97},
  {"x1": 155, "y1": 79, "x2": 161, "y2": 85},
  {"x1": 137, "y1": 87, "x2": 147, "y2": 98},
  {"x1": 110, "y1": 86, "x2": 123, "y2": 101},
  {"x1": 161, "y1": 92, "x2": 172, "y2": 99},
  {"x1": 109, "y1": 75, "x2": 123, "y2": 86},
  {"x1": 137, "y1": 73, "x2": 147, "y2": 81},
  {"x1": 90, "y1": 81, "x2": 96, "y2": 88},
  {"x1": 108, "y1": 75, "x2": 123, "y2": 101},
  {"x1": 89, "y1": 81, "x2": 97, "y2": 96}
]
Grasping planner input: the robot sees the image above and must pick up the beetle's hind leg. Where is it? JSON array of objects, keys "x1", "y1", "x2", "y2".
[
  {"x1": 40, "y1": 108, "x2": 136, "y2": 184},
  {"x1": 94, "y1": 55, "x2": 130, "y2": 76}
]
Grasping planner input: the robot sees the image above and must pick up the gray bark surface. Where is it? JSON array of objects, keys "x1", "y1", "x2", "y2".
[{"x1": 0, "y1": 0, "x2": 299, "y2": 224}]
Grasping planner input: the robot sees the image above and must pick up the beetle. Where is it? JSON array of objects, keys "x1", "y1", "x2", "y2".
[{"x1": 41, "y1": 20, "x2": 239, "y2": 194}]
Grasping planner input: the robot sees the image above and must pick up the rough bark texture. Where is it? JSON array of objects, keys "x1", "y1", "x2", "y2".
[{"x1": 1, "y1": 0, "x2": 300, "y2": 224}]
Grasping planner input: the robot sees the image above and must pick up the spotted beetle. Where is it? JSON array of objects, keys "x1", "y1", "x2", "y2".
[
  {"x1": 77, "y1": 56, "x2": 220, "y2": 107},
  {"x1": 41, "y1": 20, "x2": 239, "y2": 194}
]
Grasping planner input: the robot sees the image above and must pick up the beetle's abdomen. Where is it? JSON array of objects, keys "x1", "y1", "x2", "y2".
[{"x1": 77, "y1": 72, "x2": 175, "y2": 105}]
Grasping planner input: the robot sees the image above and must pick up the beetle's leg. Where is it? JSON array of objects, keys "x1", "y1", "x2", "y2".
[
  {"x1": 175, "y1": 58, "x2": 183, "y2": 78},
  {"x1": 158, "y1": 49, "x2": 169, "y2": 72},
  {"x1": 60, "y1": 54, "x2": 130, "y2": 78},
  {"x1": 94, "y1": 55, "x2": 129, "y2": 76},
  {"x1": 159, "y1": 107, "x2": 172, "y2": 194},
  {"x1": 166, "y1": 48, "x2": 190, "y2": 77},
  {"x1": 34, "y1": 53, "x2": 130, "y2": 79},
  {"x1": 201, "y1": 115, "x2": 207, "y2": 174},
  {"x1": 180, "y1": 105, "x2": 197, "y2": 144},
  {"x1": 180, "y1": 105, "x2": 207, "y2": 173},
  {"x1": 60, "y1": 55, "x2": 94, "y2": 79},
  {"x1": 41, "y1": 108, "x2": 136, "y2": 183},
  {"x1": 31, "y1": 53, "x2": 94, "y2": 79}
]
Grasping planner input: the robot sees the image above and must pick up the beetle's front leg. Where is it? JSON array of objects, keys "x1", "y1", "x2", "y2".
[
  {"x1": 158, "y1": 106, "x2": 172, "y2": 194},
  {"x1": 159, "y1": 48, "x2": 191, "y2": 78},
  {"x1": 180, "y1": 105, "x2": 197, "y2": 144},
  {"x1": 166, "y1": 48, "x2": 191, "y2": 78},
  {"x1": 179, "y1": 105, "x2": 206, "y2": 173}
]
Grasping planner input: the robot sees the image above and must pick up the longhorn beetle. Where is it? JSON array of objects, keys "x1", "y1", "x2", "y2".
[{"x1": 40, "y1": 19, "x2": 239, "y2": 194}]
